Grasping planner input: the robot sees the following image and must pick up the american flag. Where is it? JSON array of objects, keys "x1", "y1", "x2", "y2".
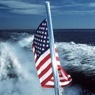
[{"x1": 32, "y1": 19, "x2": 72, "y2": 88}]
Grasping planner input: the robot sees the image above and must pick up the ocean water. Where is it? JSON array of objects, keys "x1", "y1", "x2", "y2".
[{"x1": 0, "y1": 29, "x2": 95, "y2": 95}]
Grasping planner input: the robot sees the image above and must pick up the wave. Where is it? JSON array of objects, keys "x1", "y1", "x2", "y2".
[
  {"x1": 18, "y1": 34, "x2": 95, "y2": 93},
  {"x1": 18, "y1": 35, "x2": 95, "y2": 92},
  {"x1": 56, "y1": 42, "x2": 95, "y2": 65},
  {"x1": 0, "y1": 42, "x2": 51, "y2": 95},
  {"x1": 0, "y1": 34, "x2": 95, "y2": 94},
  {"x1": 56, "y1": 42, "x2": 95, "y2": 93},
  {"x1": 18, "y1": 34, "x2": 95, "y2": 66},
  {"x1": 18, "y1": 35, "x2": 34, "y2": 49}
]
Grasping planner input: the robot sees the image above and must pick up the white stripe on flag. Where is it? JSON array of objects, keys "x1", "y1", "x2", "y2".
[
  {"x1": 56, "y1": 60, "x2": 60, "y2": 65},
  {"x1": 46, "y1": 81, "x2": 54, "y2": 86},
  {"x1": 38, "y1": 58, "x2": 51, "y2": 75},
  {"x1": 61, "y1": 70, "x2": 68, "y2": 80},
  {"x1": 40, "y1": 68, "x2": 52, "y2": 83},
  {"x1": 36, "y1": 49, "x2": 50, "y2": 67},
  {"x1": 46, "y1": 79, "x2": 72, "y2": 86},
  {"x1": 59, "y1": 79, "x2": 72, "y2": 86}
]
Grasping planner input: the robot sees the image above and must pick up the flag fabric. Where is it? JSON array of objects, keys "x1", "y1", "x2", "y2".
[{"x1": 32, "y1": 19, "x2": 72, "y2": 88}]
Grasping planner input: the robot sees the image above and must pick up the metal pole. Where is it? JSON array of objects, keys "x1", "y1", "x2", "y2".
[{"x1": 45, "y1": 1, "x2": 61, "y2": 95}]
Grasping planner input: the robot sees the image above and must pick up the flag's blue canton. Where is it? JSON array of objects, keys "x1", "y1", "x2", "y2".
[{"x1": 33, "y1": 19, "x2": 49, "y2": 58}]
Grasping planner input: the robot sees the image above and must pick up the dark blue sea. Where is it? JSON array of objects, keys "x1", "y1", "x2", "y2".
[
  {"x1": 0, "y1": 29, "x2": 95, "y2": 95},
  {"x1": 1, "y1": 29, "x2": 95, "y2": 45}
]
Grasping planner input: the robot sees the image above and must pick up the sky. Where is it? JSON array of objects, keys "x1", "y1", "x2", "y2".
[{"x1": 0, "y1": 0, "x2": 95, "y2": 29}]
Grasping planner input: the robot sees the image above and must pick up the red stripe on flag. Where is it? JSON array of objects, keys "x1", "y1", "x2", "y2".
[
  {"x1": 36, "y1": 54, "x2": 51, "y2": 70},
  {"x1": 56, "y1": 56, "x2": 60, "y2": 61},
  {"x1": 41, "y1": 73, "x2": 53, "y2": 87},
  {"x1": 39, "y1": 63, "x2": 52, "y2": 78},
  {"x1": 43, "y1": 85, "x2": 54, "y2": 88}
]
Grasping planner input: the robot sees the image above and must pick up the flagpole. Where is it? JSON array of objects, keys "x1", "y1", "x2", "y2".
[{"x1": 45, "y1": 1, "x2": 61, "y2": 95}]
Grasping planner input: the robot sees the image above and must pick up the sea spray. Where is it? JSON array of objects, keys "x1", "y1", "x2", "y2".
[
  {"x1": 0, "y1": 42, "x2": 43, "y2": 95},
  {"x1": 0, "y1": 41, "x2": 65, "y2": 95},
  {"x1": 0, "y1": 31, "x2": 95, "y2": 94}
]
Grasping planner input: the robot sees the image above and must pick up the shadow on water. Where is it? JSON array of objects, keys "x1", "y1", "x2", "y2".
[{"x1": 65, "y1": 64, "x2": 95, "y2": 94}]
